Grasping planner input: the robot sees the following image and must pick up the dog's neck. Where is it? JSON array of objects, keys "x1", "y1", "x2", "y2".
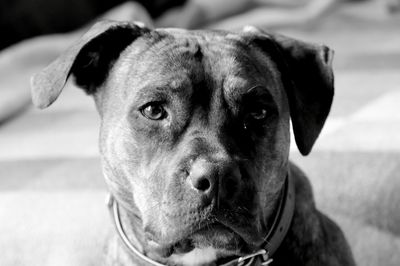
[{"x1": 267, "y1": 164, "x2": 326, "y2": 266}]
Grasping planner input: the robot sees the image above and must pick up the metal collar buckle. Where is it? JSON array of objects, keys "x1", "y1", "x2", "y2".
[{"x1": 237, "y1": 249, "x2": 273, "y2": 266}]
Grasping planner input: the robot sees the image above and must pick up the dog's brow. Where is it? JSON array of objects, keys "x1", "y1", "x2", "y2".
[
  {"x1": 223, "y1": 73, "x2": 258, "y2": 98},
  {"x1": 136, "y1": 78, "x2": 192, "y2": 101}
]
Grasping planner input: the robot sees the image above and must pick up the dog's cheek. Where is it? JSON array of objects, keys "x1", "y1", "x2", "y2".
[
  {"x1": 106, "y1": 123, "x2": 171, "y2": 221},
  {"x1": 103, "y1": 139, "x2": 167, "y2": 233},
  {"x1": 99, "y1": 118, "x2": 151, "y2": 202},
  {"x1": 255, "y1": 117, "x2": 290, "y2": 218},
  {"x1": 229, "y1": 113, "x2": 289, "y2": 220},
  {"x1": 100, "y1": 109, "x2": 181, "y2": 218},
  {"x1": 99, "y1": 125, "x2": 136, "y2": 206}
]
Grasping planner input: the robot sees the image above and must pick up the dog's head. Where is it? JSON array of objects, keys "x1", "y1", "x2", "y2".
[{"x1": 31, "y1": 21, "x2": 333, "y2": 265}]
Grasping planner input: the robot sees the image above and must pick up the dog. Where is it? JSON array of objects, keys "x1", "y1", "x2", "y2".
[{"x1": 31, "y1": 20, "x2": 356, "y2": 266}]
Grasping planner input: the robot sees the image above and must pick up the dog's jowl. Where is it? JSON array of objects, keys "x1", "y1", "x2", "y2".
[{"x1": 31, "y1": 21, "x2": 356, "y2": 266}]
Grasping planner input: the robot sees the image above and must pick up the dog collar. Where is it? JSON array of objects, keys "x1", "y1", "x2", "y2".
[{"x1": 106, "y1": 173, "x2": 295, "y2": 266}]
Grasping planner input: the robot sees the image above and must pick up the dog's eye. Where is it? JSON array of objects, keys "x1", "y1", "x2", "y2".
[
  {"x1": 243, "y1": 106, "x2": 269, "y2": 130},
  {"x1": 140, "y1": 103, "x2": 167, "y2": 120}
]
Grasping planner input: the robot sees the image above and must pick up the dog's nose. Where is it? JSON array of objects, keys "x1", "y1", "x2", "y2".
[
  {"x1": 187, "y1": 157, "x2": 241, "y2": 205},
  {"x1": 188, "y1": 158, "x2": 215, "y2": 192}
]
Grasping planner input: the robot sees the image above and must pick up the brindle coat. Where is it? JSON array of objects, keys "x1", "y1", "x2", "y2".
[{"x1": 31, "y1": 21, "x2": 356, "y2": 266}]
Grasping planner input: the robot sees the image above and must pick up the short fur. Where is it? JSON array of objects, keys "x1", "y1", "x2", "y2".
[{"x1": 31, "y1": 21, "x2": 355, "y2": 266}]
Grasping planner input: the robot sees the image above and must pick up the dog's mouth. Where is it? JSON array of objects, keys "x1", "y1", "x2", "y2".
[
  {"x1": 171, "y1": 222, "x2": 245, "y2": 253},
  {"x1": 146, "y1": 222, "x2": 249, "y2": 264}
]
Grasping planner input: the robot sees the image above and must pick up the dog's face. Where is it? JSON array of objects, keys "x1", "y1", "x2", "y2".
[
  {"x1": 31, "y1": 22, "x2": 333, "y2": 264},
  {"x1": 100, "y1": 28, "x2": 291, "y2": 260}
]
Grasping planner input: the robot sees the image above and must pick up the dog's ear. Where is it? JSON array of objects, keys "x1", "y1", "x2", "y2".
[
  {"x1": 241, "y1": 26, "x2": 334, "y2": 155},
  {"x1": 31, "y1": 20, "x2": 150, "y2": 109}
]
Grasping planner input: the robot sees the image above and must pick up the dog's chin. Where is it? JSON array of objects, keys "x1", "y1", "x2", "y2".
[{"x1": 147, "y1": 223, "x2": 249, "y2": 266}]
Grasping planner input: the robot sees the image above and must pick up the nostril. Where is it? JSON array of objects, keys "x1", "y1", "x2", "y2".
[
  {"x1": 187, "y1": 158, "x2": 215, "y2": 192},
  {"x1": 192, "y1": 176, "x2": 211, "y2": 191}
]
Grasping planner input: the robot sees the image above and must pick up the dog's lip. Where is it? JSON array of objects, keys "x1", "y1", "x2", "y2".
[
  {"x1": 168, "y1": 222, "x2": 246, "y2": 255},
  {"x1": 145, "y1": 221, "x2": 246, "y2": 257}
]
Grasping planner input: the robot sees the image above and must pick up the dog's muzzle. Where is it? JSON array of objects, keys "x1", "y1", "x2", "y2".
[{"x1": 106, "y1": 174, "x2": 294, "y2": 266}]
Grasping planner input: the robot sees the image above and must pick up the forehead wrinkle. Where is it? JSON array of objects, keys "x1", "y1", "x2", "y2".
[
  {"x1": 147, "y1": 34, "x2": 202, "y2": 57},
  {"x1": 121, "y1": 38, "x2": 202, "y2": 100},
  {"x1": 142, "y1": 37, "x2": 204, "y2": 79},
  {"x1": 206, "y1": 50, "x2": 262, "y2": 112},
  {"x1": 134, "y1": 74, "x2": 192, "y2": 101}
]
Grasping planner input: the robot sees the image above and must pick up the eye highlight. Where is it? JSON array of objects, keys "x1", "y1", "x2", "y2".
[
  {"x1": 249, "y1": 108, "x2": 267, "y2": 120},
  {"x1": 140, "y1": 102, "x2": 167, "y2": 120},
  {"x1": 243, "y1": 106, "x2": 269, "y2": 130}
]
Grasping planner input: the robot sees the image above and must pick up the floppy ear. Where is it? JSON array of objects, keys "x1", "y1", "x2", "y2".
[
  {"x1": 31, "y1": 20, "x2": 150, "y2": 109},
  {"x1": 241, "y1": 26, "x2": 334, "y2": 155}
]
